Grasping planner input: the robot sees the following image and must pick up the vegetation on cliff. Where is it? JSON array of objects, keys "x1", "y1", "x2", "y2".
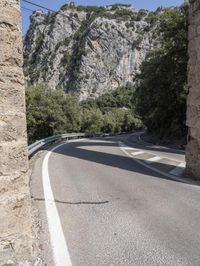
[{"x1": 23, "y1": 3, "x2": 155, "y2": 99}]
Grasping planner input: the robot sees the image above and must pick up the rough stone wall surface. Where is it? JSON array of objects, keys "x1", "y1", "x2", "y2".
[
  {"x1": 186, "y1": 0, "x2": 200, "y2": 179},
  {"x1": 0, "y1": 0, "x2": 33, "y2": 264}
]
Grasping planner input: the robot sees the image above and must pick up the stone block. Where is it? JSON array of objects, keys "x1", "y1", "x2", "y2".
[
  {"x1": 186, "y1": 0, "x2": 200, "y2": 179},
  {"x1": 0, "y1": 0, "x2": 32, "y2": 264}
]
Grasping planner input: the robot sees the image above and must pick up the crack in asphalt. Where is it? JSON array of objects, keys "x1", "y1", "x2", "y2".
[{"x1": 32, "y1": 197, "x2": 109, "y2": 205}]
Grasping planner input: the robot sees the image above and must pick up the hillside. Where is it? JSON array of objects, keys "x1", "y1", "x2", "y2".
[
  {"x1": 23, "y1": 3, "x2": 160, "y2": 100},
  {"x1": 24, "y1": 3, "x2": 188, "y2": 144}
]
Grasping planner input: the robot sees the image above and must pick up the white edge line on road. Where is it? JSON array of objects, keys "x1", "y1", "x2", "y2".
[
  {"x1": 118, "y1": 143, "x2": 194, "y2": 185},
  {"x1": 127, "y1": 133, "x2": 185, "y2": 154},
  {"x1": 124, "y1": 139, "x2": 184, "y2": 164},
  {"x1": 131, "y1": 151, "x2": 144, "y2": 156},
  {"x1": 123, "y1": 147, "x2": 136, "y2": 150},
  {"x1": 118, "y1": 141, "x2": 128, "y2": 148},
  {"x1": 169, "y1": 162, "x2": 186, "y2": 176},
  {"x1": 145, "y1": 156, "x2": 161, "y2": 164},
  {"x1": 42, "y1": 142, "x2": 72, "y2": 266}
]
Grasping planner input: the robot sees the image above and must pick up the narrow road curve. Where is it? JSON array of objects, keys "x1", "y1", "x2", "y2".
[{"x1": 31, "y1": 134, "x2": 200, "y2": 266}]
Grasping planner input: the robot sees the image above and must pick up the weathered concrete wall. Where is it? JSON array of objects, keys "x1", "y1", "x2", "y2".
[
  {"x1": 0, "y1": 0, "x2": 33, "y2": 264},
  {"x1": 186, "y1": 0, "x2": 200, "y2": 179}
]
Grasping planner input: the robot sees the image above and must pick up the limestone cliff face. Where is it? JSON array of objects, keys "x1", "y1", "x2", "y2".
[{"x1": 24, "y1": 4, "x2": 159, "y2": 100}]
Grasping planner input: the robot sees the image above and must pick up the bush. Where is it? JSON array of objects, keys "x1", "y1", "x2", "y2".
[
  {"x1": 26, "y1": 85, "x2": 81, "y2": 143},
  {"x1": 26, "y1": 83, "x2": 143, "y2": 143},
  {"x1": 61, "y1": 51, "x2": 71, "y2": 66},
  {"x1": 81, "y1": 108, "x2": 104, "y2": 134},
  {"x1": 134, "y1": 5, "x2": 188, "y2": 139}
]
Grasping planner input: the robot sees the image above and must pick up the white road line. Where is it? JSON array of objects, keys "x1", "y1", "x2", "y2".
[
  {"x1": 131, "y1": 151, "x2": 144, "y2": 156},
  {"x1": 123, "y1": 147, "x2": 136, "y2": 151},
  {"x1": 119, "y1": 142, "x2": 136, "y2": 151},
  {"x1": 169, "y1": 162, "x2": 186, "y2": 176},
  {"x1": 42, "y1": 143, "x2": 72, "y2": 266},
  {"x1": 118, "y1": 142, "x2": 194, "y2": 185},
  {"x1": 145, "y1": 156, "x2": 161, "y2": 164},
  {"x1": 153, "y1": 145, "x2": 169, "y2": 150},
  {"x1": 119, "y1": 142, "x2": 128, "y2": 148}
]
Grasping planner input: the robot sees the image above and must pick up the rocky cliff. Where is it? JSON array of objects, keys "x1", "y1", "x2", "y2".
[{"x1": 23, "y1": 3, "x2": 160, "y2": 100}]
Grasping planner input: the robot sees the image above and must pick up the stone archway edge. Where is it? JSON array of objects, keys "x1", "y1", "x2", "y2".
[
  {"x1": 186, "y1": 0, "x2": 200, "y2": 179},
  {"x1": 0, "y1": 0, "x2": 32, "y2": 264}
]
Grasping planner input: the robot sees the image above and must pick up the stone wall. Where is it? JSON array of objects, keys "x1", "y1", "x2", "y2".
[
  {"x1": 0, "y1": 0, "x2": 33, "y2": 264},
  {"x1": 186, "y1": 0, "x2": 200, "y2": 179}
]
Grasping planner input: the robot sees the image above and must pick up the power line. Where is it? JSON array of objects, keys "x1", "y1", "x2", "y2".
[
  {"x1": 21, "y1": 0, "x2": 138, "y2": 24},
  {"x1": 21, "y1": 6, "x2": 35, "y2": 13},
  {"x1": 21, "y1": 0, "x2": 55, "y2": 12},
  {"x1": 21, "y1": 0, "x2": 75, "y2": 30},
  {"x1": 21, "y1": 0, "x2": 73, "y2": 22}
]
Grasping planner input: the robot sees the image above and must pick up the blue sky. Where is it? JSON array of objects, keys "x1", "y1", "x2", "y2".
[{"x1": 21, "y1": 0, "x2": 184, "y2": 34}]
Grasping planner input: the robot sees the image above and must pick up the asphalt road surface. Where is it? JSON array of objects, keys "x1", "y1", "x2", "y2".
[{"x1": 31, "y1": 133, "x2": 200, "y2": 266}]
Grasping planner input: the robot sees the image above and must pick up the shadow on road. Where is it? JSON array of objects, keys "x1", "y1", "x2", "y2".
[
  {"x1": 125, "y1": 135, "x2": 185, "y2": 155},
  {"x1": 47, "y1": 137, "x2": 195, "y2": 186}
]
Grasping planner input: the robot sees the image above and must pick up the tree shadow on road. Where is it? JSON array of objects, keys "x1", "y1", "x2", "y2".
[
  {"x1": 125, "y1": 135, "x2": 185, "y2": 156},
  {"x1": 48, "y1": 138, "x2": 197, "y2": 186}
]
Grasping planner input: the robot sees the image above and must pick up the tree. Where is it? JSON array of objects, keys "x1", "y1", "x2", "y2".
[
  {"x1": 63, "y1": 93, "x2": 82, "y2": 132},
  {"x1": 134, "y1": 4, "x2": 188, "y2": 140},
  {"x1": 81, "y1": 108, "x2": 104, "y2": 134},
  {"x1": 26, "y1": 85, "x2": 66, "y2": 143},
  {"x1": 26, "y1": 83, "x2": 142, "y2": 143}
]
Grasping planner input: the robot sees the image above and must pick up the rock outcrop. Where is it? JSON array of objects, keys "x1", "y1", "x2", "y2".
[
  {"x1": 24, "y1": 4, "x2": 159, "y2": 100},
  {"x1": 186, "y1": 0, "x2": 200, "y2": 179}
]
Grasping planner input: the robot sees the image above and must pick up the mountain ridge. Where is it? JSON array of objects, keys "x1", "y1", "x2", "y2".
[{"x1": 23, "y1": 3, "x2": 161, "y2": 99}]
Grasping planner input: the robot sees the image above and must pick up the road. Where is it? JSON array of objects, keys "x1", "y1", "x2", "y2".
[{"x1": 31, "y1": 133, "x2": 200, "y2": 266}]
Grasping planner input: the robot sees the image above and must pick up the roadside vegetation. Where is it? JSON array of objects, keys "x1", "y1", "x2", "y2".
[
  {"x1": 25, "y1": 4, "x2": 188, "y2": 145},
  {"x1": 134, "y1": 4, "x2": 188, "y2": 144},
  {"x1": 26, "y1": 84, "x2": 142, "y2": 144}
]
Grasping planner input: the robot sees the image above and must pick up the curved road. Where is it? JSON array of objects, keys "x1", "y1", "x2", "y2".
[{"x1": 31, "y1": 134, "x2": 200, "y2": 266}]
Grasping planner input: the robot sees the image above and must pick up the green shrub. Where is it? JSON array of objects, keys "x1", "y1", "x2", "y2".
[
  {"x1": 61, "y1": 51, "x2": 71, "y2": 66},
  {"x1": 26, "y1": 85, "x2": 81, "y2": 143},
  {"x1": 134, "y1": 5, "x2": 189, "y2": 139}
]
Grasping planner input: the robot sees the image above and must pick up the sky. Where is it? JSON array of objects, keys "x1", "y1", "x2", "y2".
[{"x1": 21, "y1": 0, "x2": 184, "y2": 34}]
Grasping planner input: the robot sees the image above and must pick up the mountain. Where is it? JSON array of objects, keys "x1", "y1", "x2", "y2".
[{"x1": 23, "y1": 3, "x2": 160, "y2": 100}]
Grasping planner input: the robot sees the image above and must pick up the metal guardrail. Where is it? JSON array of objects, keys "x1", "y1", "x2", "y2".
[
  {"x1": 28, "y1": 133, "x2": 86, "y2": 157},
  {"x1": 28, "y1": 131, "x2": 132, "y2": 157}
]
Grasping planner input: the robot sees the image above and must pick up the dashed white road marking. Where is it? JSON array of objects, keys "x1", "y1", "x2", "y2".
[
  {"x1": 118, "y1": 141, "x2": 194, "y2": 185},
  {"x1": 145, "y1": 156, "x2": 161, "y2": 164},
  {"x1": 169, "y1": 162, "x2": 186, "y2": 176},
  {"x1": 119, "y1": 142, "x2": 137, "y2": 151},
  {"x1": 123, "y1": 147, "x2": 136, "y2": 151},
  {"x1": 42, "y1": 143, "x2": 72, "y2": 266},
  {"x1": 153, "y1": 145, "x2": 169, "y2": 150},
  {"x1": 131, "y1": 151, "x2": 144, "y2": 156},
  {"x1": 119, "y1": 142, "x2": 128, "y2": 147},
  {"x1": 120, "y1": 144, "x2": 190, "y2": 184}
]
